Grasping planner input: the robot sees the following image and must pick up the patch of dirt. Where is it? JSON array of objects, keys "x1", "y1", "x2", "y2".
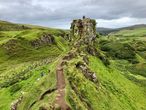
[{"x1": 53, "y1": 61, "x2": 71, "y2": 110}]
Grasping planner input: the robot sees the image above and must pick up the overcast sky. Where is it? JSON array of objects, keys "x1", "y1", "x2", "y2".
[{"x1": 0, "y1": 0, "x2": 146, "y2": 29}]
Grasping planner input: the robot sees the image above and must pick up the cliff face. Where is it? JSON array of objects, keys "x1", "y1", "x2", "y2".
[
  {"x1": 31, "y1": 33, "x2": 55, "y2": 48},
  {"x1": 70, "y1": 17, "x2": 97, "y2": 44}
]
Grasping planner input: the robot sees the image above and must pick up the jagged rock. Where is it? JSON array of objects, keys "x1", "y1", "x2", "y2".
[
  {"x1": 31, "y1": 33, "x2": 55, "y2": 47},
  {"x1": 86, "y1": 46, "x2": 98, "y2": 56},
  {"x1": 62, "y1": 51, "x2": 77, "y2": 61},
  {"x1": 64, "y1": 33, "x2": 72, "y2": 41},
  {"x1": 76, "y1": 61, "x2": 98, "y2": 83},
  {"x1": 3, "y1": 39, "x2": 18, "y2": 50},
  {"x1": 11, "y1": 95, "x2": 23, "y2": 110},
  {"x1": 2, "y1": 39, "x2": 21, "y2": 55},
  {"x1": 70, "y1": 17, "x2": 97, "y2": 44},
  {"x1": 86, "y1": 46, "x2": 110, "y2": 66},
  {"x1": 83, "y1": 56, "x2": 89, "y2": 64}
]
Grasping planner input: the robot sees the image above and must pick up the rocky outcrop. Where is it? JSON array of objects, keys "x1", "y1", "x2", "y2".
[
  {"x1": 11, "y1": 95, "x2": 23, "y2": 110},
  {"x1": 31, "y1": 33, "x2": 55, "y2": 48},
  {"x1": 2, "y1": 33, "x2": 55, "y2": 54},
  {"x1": 86, "y1": 45, "x2": 99, "y2": 56},
  {"x1": 76, "y1": 61, "x2": 98, "y2": 83},
  {"x1": 2, "y1": 39, "x2": 21, "y2": 55},
  {"x1": 62, "y1": 51, "x2": 77, "y2": 61},
  {"x1": 86, "y1": 46, "x2": 110, "y2": 66},
  {"x1": 64, "y1": 33, "x2": 72, "y2": 41},
  {"x1": 2, "y1": 39, "x2": 18, "y2": 51},
  {"x1": 70, "y1": 17, "x2": 97, "y2": 44}
]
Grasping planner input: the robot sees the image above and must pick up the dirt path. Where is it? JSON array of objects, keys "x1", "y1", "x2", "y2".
[{"x1": 53, "y1": 60, "x2": 71, "y2": 110}]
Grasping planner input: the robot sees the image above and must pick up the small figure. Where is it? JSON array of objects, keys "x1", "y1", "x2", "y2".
[{"x1": 83, "y1": 16, "x2": 86, "y2": 19}]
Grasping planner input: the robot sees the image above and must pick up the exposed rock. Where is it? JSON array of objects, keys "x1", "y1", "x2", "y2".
[
  {"x1": 76, "y1": 61, "x2": 98, "y2": 83},
  {"x1": 2, "y1": 39, "x2": 21, "y2": 55},
  {"x1": 3, "y1": 39, "x2": 18, "y2": 51},
  {"x1": 31, "y1": 33, "x2": 55, "y2": 47},
  {"x1": 64, "y1": 33, "x2": 72, "y2": 41},
  {"x1": 62, "y1": 51, "x2": 77, "y2": 61},
  {"x1": 11, "y1": 95, "x2": 23, "y2": 110},
  {"x1": 86, "y1": 46, "x2": 99, "y2": 56},
  {"x1": 70, "y1": 17, "x2": 97, "y2": 44},
  {"x1": 99, "y1": 55, "x2": 110, "y2": 66},
  {"x1": 83, "y1": 55, "x2": 89, "y2": 64},
  {"x1": 86, "y1": 46, "x2": 110, "y2": 66}
]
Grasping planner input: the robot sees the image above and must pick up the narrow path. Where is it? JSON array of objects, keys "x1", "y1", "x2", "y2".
[{"x1": 53, "y1": 60, "x2": 71, "y2": 110}]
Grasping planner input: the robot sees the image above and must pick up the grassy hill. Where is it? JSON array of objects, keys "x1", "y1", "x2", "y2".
[
  {"x1": 0, "y1": 20, "x2": 146, "y2": 110},
  {"x1": 96, "y1": 27, "x2": 114, "y2": 35},
  {"x1": 97, "y1": 24, "x2": 146, "y2": 36},
  {"x1": 110, "y1": 25, "x2": 146, "y2": 37}
]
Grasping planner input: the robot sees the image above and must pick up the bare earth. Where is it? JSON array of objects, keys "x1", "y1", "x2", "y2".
[{"x1": 54, "y1": 61, "x2": 71, "y2": 110}]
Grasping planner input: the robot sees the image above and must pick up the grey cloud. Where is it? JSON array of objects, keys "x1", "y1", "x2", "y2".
[{"x1": 0, "y1": 0, "x2": 146, "y2": 28}]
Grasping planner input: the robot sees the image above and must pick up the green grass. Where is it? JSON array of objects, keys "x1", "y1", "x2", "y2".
[
  {"x1": 88, "y1": 56, "x2": 146, "y2": 110},
  {"x1": 110, "y1": 27, "x2": 146, "y2": 38},
  {"x1": 17, "y1": 59, "x2": 58, "y2": 110},
  {"x1": 0, "y1": 59, "x2": 59, "y2": 110}
]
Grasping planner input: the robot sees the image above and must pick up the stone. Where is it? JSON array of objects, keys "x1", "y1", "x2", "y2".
[
  {"x1": 31, "y1": 33, "x2": 55, "y2": 47},
  {"x1": 75, "y1": 61, "x2": 98, "y2": 83},
  {"x1": 70, "y1": 17, "x2": 97, "y2": 44}
]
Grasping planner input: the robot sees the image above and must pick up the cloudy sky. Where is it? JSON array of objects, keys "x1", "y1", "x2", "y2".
[{"x1": 0, "y1": 0, "x2": 146, "y2": 29}]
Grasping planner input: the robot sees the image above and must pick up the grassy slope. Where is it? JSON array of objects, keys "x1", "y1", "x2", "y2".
[
  {"x1": 89, "y1": 56, "x2": 146, "y2": 110},
  {"x1": 65, "y1": 55, "x2": 146, "y2": 110},
  {"x1": 0, "y1": 21, "x2": 69, "y2": 109},
  {"x1": 109, "y1": 27, "x2": 146, "y2": 40}
]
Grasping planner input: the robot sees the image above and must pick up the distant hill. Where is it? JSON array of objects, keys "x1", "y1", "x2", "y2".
[
  {"x1": 119, "y1": 24, "x2": 146, "y2": 30},
  {"x1": 96, "y1": 27, "x2": 114, "y2": 35},
  {"x1": 0, "y1": 20, "x2": 31, "y2": 31},
  {"x1": 97, "y1": 24, "x2": 146, "y2": 35},
  {"x1": 0, "y1": 20, "x2": 61, "y2": 31},
  {"x1": 110, "y1": 24, "x2": 146, "y2": 37}
]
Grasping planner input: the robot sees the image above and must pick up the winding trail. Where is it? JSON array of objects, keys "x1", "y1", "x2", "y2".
[{"x1": 53, "y1": 60, "x2": 71, "y2": 110}]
